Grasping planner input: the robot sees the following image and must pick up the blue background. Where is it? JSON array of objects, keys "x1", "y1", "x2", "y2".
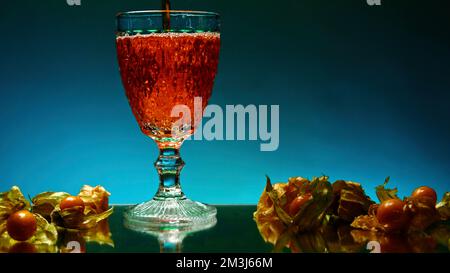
[{"x1": 0, "y1": 0, "x2": 449, "y2": 204}]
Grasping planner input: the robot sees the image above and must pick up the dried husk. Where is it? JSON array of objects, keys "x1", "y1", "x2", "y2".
[
  {"x1": 292, "y1": 176, "x2": 333, "y2": 231},
  {"x1": 51, "y1": 204, "x2": 113, "y2": 230},
  {"x1": 78, "y1": 185, "x2": 110, "y2": 214},
  {"x1": 375, "y1": 176, "x2": 400, "y2": 202},
  {"x1": 351, "y1": 214, "x2": 382, "y2": 232},
  {"x1": 32, "y1": 191, "x2": 70, "y2": 220},
  {"x1": 331, "y1": 180, "x2": 374, "y2": 222},
  {"x1": 254, "y1": 176, "x2": 333, "y2": 247},
  {"x1": 436, "y1": 192, "x2": 450, "y2": 221},
  {"x1": 49, "y1": 185, "x2": 113, "y2": 230},
  {"x1": 253, "y1": 178, "x2": 289, "y2": 245}
]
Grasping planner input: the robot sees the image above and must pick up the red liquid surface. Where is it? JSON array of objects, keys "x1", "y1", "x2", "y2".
[{"x1": 116, "y1": 32, "x2": 220, "y2": 145}]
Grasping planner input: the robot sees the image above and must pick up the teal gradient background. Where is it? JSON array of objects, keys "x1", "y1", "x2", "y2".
[{"x1": 0, "y1": 0, "x2": 449, "y2": 204}]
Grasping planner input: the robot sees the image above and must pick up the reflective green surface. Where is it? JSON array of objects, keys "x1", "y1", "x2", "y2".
[
  {"x1": 88, "y1": 205, "x2": 272, "y2": 253},
  {"x1": 85, "y1": 205, "x2": 450, "y2": 253}
]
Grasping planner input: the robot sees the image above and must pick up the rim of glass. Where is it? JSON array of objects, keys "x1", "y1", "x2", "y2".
[{"x1": 117, "y1": 10, "x2": 219, "y2": 18}]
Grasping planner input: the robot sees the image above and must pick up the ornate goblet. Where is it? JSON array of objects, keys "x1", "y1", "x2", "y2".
[{"x1": 116, "y1": 10, "x2": 220, "y2": 230}]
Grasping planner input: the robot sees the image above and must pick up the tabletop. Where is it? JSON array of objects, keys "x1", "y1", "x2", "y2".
[
  {"x1": 88, "y1": 205, "x2": 273, "y2": 253},
  {"x1": 83, "y1": 205, "x2": 450, "y2": 253}
]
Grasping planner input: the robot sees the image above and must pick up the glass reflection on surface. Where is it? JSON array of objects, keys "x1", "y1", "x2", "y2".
[{"x1": 124, "y1": 205, "x2": 217, "y2": 253}]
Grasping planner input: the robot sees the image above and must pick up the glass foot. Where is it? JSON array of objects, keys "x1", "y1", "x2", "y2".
[{"x1": 124, "y1": 198, "x2": 217, "y2": 232}]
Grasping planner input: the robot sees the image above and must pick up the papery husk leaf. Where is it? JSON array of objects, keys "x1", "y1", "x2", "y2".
[
  {"x1": 254, "y1": 212, "x2": 286, "y2": 246},
  {"x1": 271, "y1": 200, "x2": 292, "y2": 226},
  {"x1": 264, "y1": 178, "x2": 292, "y2": 225},
  {"x1": 436, "y1": 192, "x2": 450, "y2": 221},
  {"x1": 255, "y1": 176, "x2": 334, "y2": 246},
  {"x1": 0, "y1": 222, "x2": 5, "y2": 239},
  {"x1": 49, "y1": 185, "x2": 113, "y2": 230},
  {"x1": 253, "y1": 177, "x2": 289, "y2": 245},
  {"x1": 331, "y1": 180, "x2": 374, "y2": 222},
  {"x1": 78, "y1": 185, "x2": 110, "y2": 214},
  {"x1": 351, "y1": 215, "x2": 382, "y2": 231},
  {"x1": 51, "y1": 206, "x2": 85, "y2": 229},
  {"x1": 31, "y1": 191, "x2": 70, "y2": 220},
  {"x1": 375, "y1": 176, "x2": 400, "y2": 202},
  {"x1": 368, "y1": 203, "x2": 379, "y2": 216},
  {"x1": 81, "y1": 207, "x2": 114, "y2": 229},
  {"x1": 279, "y1": 177, "x2": 311, "y2": 215},
  {"x1": 0, "y1": 186, "x2": 30, "y2": 222},
  {"x1": 0, "y1": 232, "x2": 14, "y2": 253},
  {"x1": 287, "y1": 177, "x2": 311, "y2": 196},
  {"x1": 31, "y1": 213, "x2": 58, "y2": 245},
  {"x1": 52, "y1": 206, "x2": 113, "y2": 230},
  {"x1": 338, "y1": 189, "x2": 372, "y2": 221},
  {"x1": 292, "y1": 176, "x2": 334, "y2": 232}
]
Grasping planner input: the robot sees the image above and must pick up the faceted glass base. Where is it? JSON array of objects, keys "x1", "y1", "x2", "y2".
[{"x1": 124, "y1": 198, "x2": 217, "y2": 232}]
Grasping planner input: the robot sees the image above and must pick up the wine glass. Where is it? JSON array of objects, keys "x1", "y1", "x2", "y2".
[{"x1": 116, "y1": 10, "x2": 220, "y2": 231}]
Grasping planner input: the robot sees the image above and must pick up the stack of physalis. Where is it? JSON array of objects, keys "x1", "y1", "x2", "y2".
[
  {"x1": 254, "y1": 176, "x2": 450, "y2": 253},
  {"x1": 0, "y1": 185, "x2": 113, "y2": 253},
  {"x1": 350, "y1": 178, "x2": 450, "y2": 252}
]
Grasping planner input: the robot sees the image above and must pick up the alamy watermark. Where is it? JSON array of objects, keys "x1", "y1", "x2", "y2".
[
  {"x1": 366, "y1": 0, "x2": 381, "y2": 6},
  {"x1": 66, "y1": 0, "x2": 81, "y2": 6},
  {"x1": 171, "y1": 97, "x2": 280, "y2": 152},
  {"x1": 367, "y1": 241, "x2": 381, "y2": 253}
]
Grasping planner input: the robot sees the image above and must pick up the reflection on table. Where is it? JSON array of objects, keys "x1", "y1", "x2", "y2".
[{"x1": 1, "y1": 205, "x2": 449, "y2": 253}]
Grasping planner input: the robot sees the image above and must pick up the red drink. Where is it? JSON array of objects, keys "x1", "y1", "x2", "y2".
[{"x1": 116, "y1": 32, "x2": 220, "y2": 146}]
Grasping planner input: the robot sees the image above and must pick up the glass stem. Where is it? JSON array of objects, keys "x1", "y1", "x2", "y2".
[{"x1": 154, "y1": 147, "x2": 186, "y2": 200}]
